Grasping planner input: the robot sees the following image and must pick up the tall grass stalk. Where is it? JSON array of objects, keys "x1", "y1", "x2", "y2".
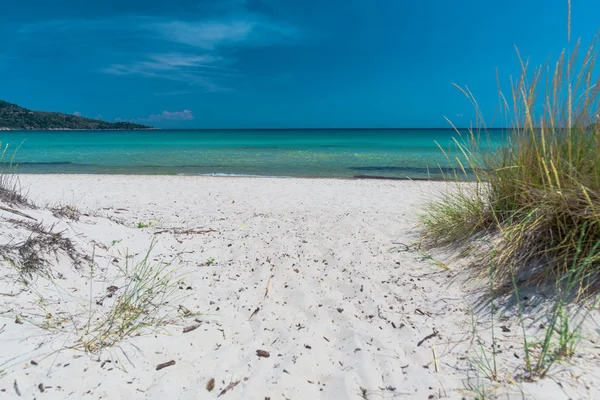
[{"x1": 0, "y1": 142, "x2": 28, "y2": 205}]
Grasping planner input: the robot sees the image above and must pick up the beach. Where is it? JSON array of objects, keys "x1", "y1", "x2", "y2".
[{"x1": 1, "y1": 175, "x2": 599, "y2": 399}]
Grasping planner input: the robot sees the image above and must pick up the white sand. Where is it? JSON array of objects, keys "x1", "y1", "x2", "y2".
[{"x1": 0, "y1": 175, "x2": 598, "y2": 399}]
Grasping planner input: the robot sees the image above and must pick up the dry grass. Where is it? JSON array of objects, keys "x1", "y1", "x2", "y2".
[
  {"x1": 421, "y1": 35, "x2": 600, "y2": 295},
  {"x1": 51, "y1": 204, "x2": 81, "y2": 221},
  {"x1": 0, "y1": 220, "x2": 85, "y2": 279},
  {"x1": 78, "y1": 242, "x2": 178, "y2": 353}
]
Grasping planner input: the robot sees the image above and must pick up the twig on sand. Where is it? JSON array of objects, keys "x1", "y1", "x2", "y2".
[
  {"x1": 218, "y1": 380, "x2": 240, "y2": 397},
  {"x1": 264, "y1": 274, "x2": 273, "y2": 299},
  {"x1": 0, "y1": 206, "x2": 36, "y2": 221},
  {"x1": 183, "y1": 324, "x2": 200, "y2": 333},
  {"x1": 13, "y1": 380, "x2": 21, "y2": 396},
  {"x1": 248, "y1": 307, "x2": 260, "y2": 321},
  {"x1": 359, "y1": 386, "x2": 368, "y2": 399},
  {"x1": 0, "y1": 291, "x2": 24, "y2": 297},
  {"x1": 156, "y1": 360, "x2": 176, "y2": 371},
  {"x1": 417, "y1": 329, "x2": 439, "y2": 347},
  {"x1": 154, "y1": 228, "x2": 217, "y2": 235}
]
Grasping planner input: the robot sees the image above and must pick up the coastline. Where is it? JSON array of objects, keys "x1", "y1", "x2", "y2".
[
  {"x1": 13, "y1": 172, "x2": 450, "y2": 181},
  {"x1": 0, "y1": 128, "x2": 158, "y2": 131},
  {"x1": 1, "y1": 175, "x2": 598, "y2": 399}
]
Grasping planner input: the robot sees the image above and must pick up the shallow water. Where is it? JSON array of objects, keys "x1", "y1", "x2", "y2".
[{"x1": 0, "y1": 129, "x2": 504, "y2": 178}]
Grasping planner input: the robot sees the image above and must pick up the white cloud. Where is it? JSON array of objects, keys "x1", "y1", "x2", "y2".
[
  {"x1": 150, "y1": 20, "x2": 254, "y2": 50},
  {"x1": 102, "y1": 53, "x2": 234, "y2": 91},
  {"x1": 73, "y1": 111, "x2": 82, "y2": 116},
  {"x1": 147, "y1": 53, "x2": 222, "y2": 69},
  {"x1": 148, "y1": 110, "x2": 194, "y2": 121},
  {"x1": 103, "y1": 53, "x2": 224, "y2": 75},
  {"x1": 115, "y1": 109, "x2": 194, "y2": 124},
  {"x1": 147, "y1": 15, "x2": 297, "y2": 49}
]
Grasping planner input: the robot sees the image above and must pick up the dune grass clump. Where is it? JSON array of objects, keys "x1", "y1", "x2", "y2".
[
  {"x1": 79, "y1": 243, "x2": 177, "y2": 353},
  {"x1": 51, "y1": 203, "x2": 81, "y2": 221},
  {"x1": 421, "y1": 36, "x2": 600, "y2": 295}
]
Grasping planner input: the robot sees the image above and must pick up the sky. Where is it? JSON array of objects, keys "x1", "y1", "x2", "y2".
[{"x1": 0, "y1": 0, "x2": 598, "y2": 129}]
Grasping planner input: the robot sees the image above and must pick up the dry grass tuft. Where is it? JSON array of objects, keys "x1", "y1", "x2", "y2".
[
  {"x1": 78, "y1": 243, "x2": 178, "y2": 353},
  {"x1": 0, "y1": 220, "x2": 85, "y2": 278},
  {"x1": 51, "y1": 204, "x2": 81, "y2": 221}
]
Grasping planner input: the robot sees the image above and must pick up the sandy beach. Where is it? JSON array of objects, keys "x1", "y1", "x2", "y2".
[{"x1": 0, "y1": 175, "x2": 598, "y2": 399}]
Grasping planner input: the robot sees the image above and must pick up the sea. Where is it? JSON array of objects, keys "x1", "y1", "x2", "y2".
[{"x1": 0, "y1": 129, "x2": 504, "y2": 179}]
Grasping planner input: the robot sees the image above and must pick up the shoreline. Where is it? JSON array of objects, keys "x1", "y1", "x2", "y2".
[{"x1": 13, "y1": 172, "x2": 451, "y2": 182}]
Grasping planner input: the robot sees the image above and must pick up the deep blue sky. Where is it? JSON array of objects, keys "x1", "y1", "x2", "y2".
[{"x1": 0, "y1": 0, "x2": 598, "y2": 128}]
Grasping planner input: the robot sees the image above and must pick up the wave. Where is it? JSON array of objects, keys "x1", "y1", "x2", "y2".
[
  {"x1": 236, "y1": 146, "x2": 284, "y2": 150},
  {"x1": 349, "y1": 166, "x2": 474, "y2": 173},
  {"x1": 200, "y1": 173, "x2": 277, "y2": 178},
  {"x1": 3, "y1": 161, "x2": 73, "y2": 166}
]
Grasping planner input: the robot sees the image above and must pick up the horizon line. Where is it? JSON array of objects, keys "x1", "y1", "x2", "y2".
[{"x1": 146, "y1": 127, "x2": 511, "y2": 131}]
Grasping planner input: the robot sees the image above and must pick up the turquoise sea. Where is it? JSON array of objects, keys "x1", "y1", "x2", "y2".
[{"x1": 0, "y1": 129, "x2": 504, "y2": 179}]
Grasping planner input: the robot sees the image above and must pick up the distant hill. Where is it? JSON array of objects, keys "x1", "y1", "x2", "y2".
[{"x1": 0, "y1": 100, "x2": 152, "y2": 130}]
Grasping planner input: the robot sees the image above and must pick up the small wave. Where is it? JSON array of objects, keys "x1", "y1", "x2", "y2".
[
  {"x1": 201, "y1": 173, "x2": 287, "y2": 178},
  {"x1": 236, "y1": 146, "x2": 283, "y2": 150},
  {"x1": 3, "y1": 161, "x2": 73, "y2": 166},
  {"x1": 202, "y1": 173, "x2": 265, "y2": 177},
  {"x1": 349, "y1": 166, "x2": 473, "y2": 173}
]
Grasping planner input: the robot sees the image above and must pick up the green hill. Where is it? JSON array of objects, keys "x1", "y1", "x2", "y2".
[{"x1": 0, "y1": 100, "x2": 152, "y2": 130}]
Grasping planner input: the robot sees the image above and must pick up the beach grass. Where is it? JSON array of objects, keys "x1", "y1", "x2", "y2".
[
  {"x1": 421, "y1": 35, "x2": 600, "y2": 295},
  {"x1": 79, "y1": 242, "x2": 178, "y2": 353},
  {"x1": 51, "y1": 203, "x2": 81, "y2": 221},
  {"x1": 420, "y1": 25, "x2": 600, "y2": 384}
]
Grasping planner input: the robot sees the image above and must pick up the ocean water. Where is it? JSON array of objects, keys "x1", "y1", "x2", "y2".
[{"x1": 0, "y1": 129, "x2": 504, "y2": 179}]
